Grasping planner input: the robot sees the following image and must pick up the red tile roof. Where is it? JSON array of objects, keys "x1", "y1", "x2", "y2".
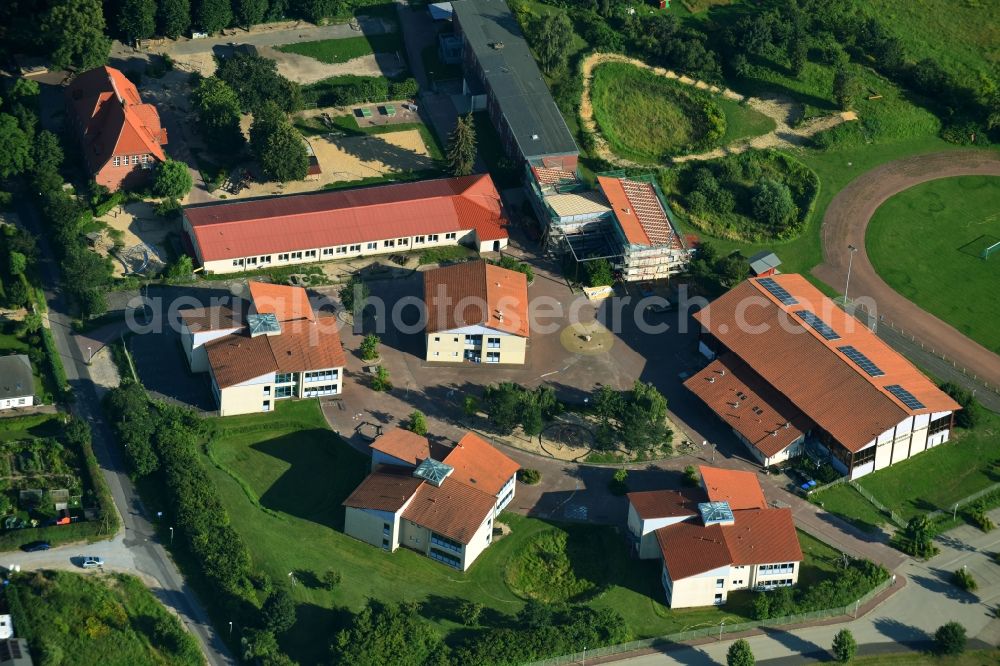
[
  {"x1": 205, "y1": 315, "x2": 346, "y2": 388},
  {"x1": 402, "y1": 476, "x2": 497, "y2": 544},
  {"x1": 424, "y1": 260, "x2": 530, "y2": 337},
  {"x1": 699, "y1": 466, "x2": 768, "y2": 510},
  {"x1": 178, "y1": 305, "x2": 245, "y2": 333},
  {"x1": 597, "y1": 176, "x2": 683, "y2": 249},
  {"x1": 184, "y1": 174, "x2": 508, "y2": 262},
  {"x1": 66, "y1": 66, "x2": 167, "y2": 173},
  {"x1": 627, "y1": 489, "x2": 703, "y2": 520},
  {"x1": 694, "y1": 275, "x2": 960, "y2": 452},
  {"x1": 656, "y1": 508, "x2": 801, "y2": 580},
  {"x1": 370, "y1": 428, "x2": 433, "y2": 467},
  {"x1": 684, "y1": 355, "x2": 812, "y2": 459},
  {"x1": 343, "y1": 465, "x2": 425, "y2": 512},
  {"x1": 443, "y1": 432, "x2": 520, "y2": 496},
  {"x1": 248, "y1": 282, "x2": 315, "y2": 322}
]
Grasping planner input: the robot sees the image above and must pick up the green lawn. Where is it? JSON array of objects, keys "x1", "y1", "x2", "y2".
[
  {"x1": 857, "y1": 410, "x2": 1000, "y2": 520},
  {"x1": 202, "y1": 401, "x2": 875, "y2": 662},
  {"x1": 276, "y1": 33, "x2": 404, "y2": 63},
  {"x1": 812, "y1": 484, "x2": 887, "y2": 534},
  {"x1": 866, "y1": 175, "x2": 1000, "y2": 354},
  {"x1": 851, "y1": 650, "x2": 1000, "y2": 665},
  {"x1": 0, "y1": 413, "x2": 63, "y2": 443},
  {"x1": 294, "y1": 114, "x2": 445, "y2": 161},
  {"x1": 8, "y1": 570, "x2": 202, "y2": 666},
  {"x1": 717, "y1": 97, "x2": 776, "y2": 144}
]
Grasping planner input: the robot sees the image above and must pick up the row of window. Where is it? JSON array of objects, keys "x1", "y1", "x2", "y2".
[
  {"x1": 758, "y1": 563, "x2": 795, "y2": 574},
  {"x1": 463, "y1": 335, "x2": 502, "y2": 348},
  {"x1": 484, "y1": 351, "x2": 500, "y2": 363},
  {"x1": 497, "y1": 488, "x2": 514, "y2": 511},
  {"x1": 303, "y1": 384, "x2": 338, "y2": 398},
  {"x1": 275, "y1": 373, "x2": 297, "y2": 384},
  {"x1": 0, "y1": 398, "x2": 28, "y2": 407},
  {"x1": 430, "y1": 533, "x2": 463, "y2": 554},
  {"x1": 757, "y1": 579, "x2": 794, "y2": 590},
  {"x1": 429, "y1": 548, "x2": 461, "y2": 569},
  {"x1": 227, "y1": 233, "x2": 460, "y2": 268},
  {"x1": 304, "y1": 370, "x2": 338, "y2": 382},
  {"x1": 111, "y1": 154, "x2": 152, "y2": 167}
]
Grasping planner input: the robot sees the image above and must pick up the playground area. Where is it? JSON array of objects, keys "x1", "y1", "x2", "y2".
[{"x1": 91, "y1": 202, "x2": 176, "y2": 277}]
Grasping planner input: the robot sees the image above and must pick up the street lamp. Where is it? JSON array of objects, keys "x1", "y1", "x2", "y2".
[
  {"x1": 169, "y1": 526, "x2": 174, "y2": 544},
  {"x1": 719, "y1": 619, "x2": 725, "y2": 641},
  {"x1": 844, "y1": 244, "x2": 859, "y2": 303},
  {"x1": 87, "y1": 346, "x2": 93, "y2": 365},
  {"x1": 228, "y1": 621, "x2": 233, "y2": 638},
  {"x1": 582, "y1": 646, "x2": 587, "y2": 666}
]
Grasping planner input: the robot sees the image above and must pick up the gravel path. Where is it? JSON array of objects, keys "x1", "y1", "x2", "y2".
[{"x1": 811, "y1": 149, "x2": 1000, "y2": 391}]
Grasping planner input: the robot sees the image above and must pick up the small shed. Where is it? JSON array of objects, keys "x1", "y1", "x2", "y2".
[
  {"x1": 748, "y1": 251, "x2": 781, "y2": 277},
  {"x1": 428, "y1": 2, "x2": 454, "y2": 21}
]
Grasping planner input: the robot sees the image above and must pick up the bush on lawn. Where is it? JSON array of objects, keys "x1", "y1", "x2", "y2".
[
  {"x1": 831, "y1": 628, "x2": 857, "y2": 663},
  {"x1": 940, "y1": 382, "x2": 981, "y2": 429},
  {"x1": 895, "y1": 515, "x2": 939, "y2": 559},
  {"x1": 952, "y1": 568, "x2": 977, "y2": 592}
]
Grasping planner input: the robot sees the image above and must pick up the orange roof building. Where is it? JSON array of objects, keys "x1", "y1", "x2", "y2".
[
  {"x1": 178, "y1": 282, "x2": 346, "y2": 416},
  {"x1": 182, "y1": 174, "x2": 509, "y2": 274},
  {"x1": 626, "y1": 466, "x2": 802, "y2": 609},
  {"x1": 345, "y1": 430, "x2": 519, "y2": 570},
  {"x1": 66, "y1": 66, "x2": 168, "y2": 192},
  {"x1": 687, "y1": 274, "x2": 961, "y2": 478},
  {"x1": 423, "y1": 260, "x2": 529, "y2": 365}
]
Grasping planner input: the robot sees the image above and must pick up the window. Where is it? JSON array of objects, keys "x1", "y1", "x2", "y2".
[
  {"x1": 382, "y1": 538, "x2": 390, "y2": 550},
  {"x1": 464, "y1": 334, "x2": 481, "y2": 346},
  {"x1": 428, "y1": 234, "x2": 439, "y2": 242},
  {"x1": 261, "y1": 255, "x2": 271, "y2": 263},
  {"x1": 336, "y1": 246, "x2": 347, "y2": 254},
  {"x1": 264, "y1": 386, "x2": 271, "y2": 396},
  {"x1": 453, "y1": 337, "x2": 459, "y2": 342},
  {"x1": 247, "y1": 257, "x2": 257, "y2": 265},
  {"x1": 434, "y1": 337, "x2": 440, "y2": 342},
  {"x1": 383, "y1": 522, "x2": 391, "y2": 535},
  {"x1": 854, "y1": 446, "x2": 876, "y2": 467},
  {"x1": 278, "y1": 253, "x2": 290, "y2": 261},
  {"x1": 113, "y1": 156, "x2": 121, "y2": 167},
  {"x1": 232, "y1": 260, "x2": 240, "y2": 267},
  {"x1": 445, "y1": 232, "x2": 456, "y2": 240},
  {"x1": 131, "y1": 155, "x2": 140, "y2": 165},
  {"x1": 430, "y1": 533, "x2": 463, "y2": 553},
  {"x1": 486, "y1": 352, "x2": 500, "y2": 363},
  {"x1": 275, "y1": 373, "x2": 294, "y2": 384},
  {"x1": 399, "y1": 238, "x2": 408, "y2": 245},
  {"x1": 487, "y1": 337, "x2": 500, "y2": 349},
  {"x1": 262, "y1": 400, "x2": 270, "y2": 412},
  {"x1": 303, "y1": 384, "x2": 339, "y2": 397},
  {"x1": 17, "y1": 398, "x2": 26, "y2": 405},
  {"x1": 714, "y1": 593, "x2": 723, "y2": 604},
  {"x1": 452, "y1": 351, "x2": 459, "y2": 357},
  {"x1": 433, "y1": 352, "x2": 439, "y2": 356},
  {"x1": 415, "y1": 235, "x2": 425, "y2": 244},
  {"x1": 384, "y1": 239, "x2": 395, "y2": 248},
  {"x1": 349, "y1": 244, "x2": 361, "y2": 252},
  {"x1": 305, "y1": 250, "x2": 316, "y2": 257},
  {"x1": 322, "y1": 248, "x2": 334, "y2": 256},
  {"x1": 429, "y1": 548, "x2": 461, "y2": 568},
  {"x1": 275, "y1": 386, "x2": 294, "y2": 399},
  {"x1": 292, "y1": 251, "x2": 303, "y2": 259},
  {"x1": 929, "y1": 414, "x2": 950, "y2": 436},
  {"x1": 305, "y1": 369, "x2": 338, "y2": 382},
  {"x1": 141, "y1": 154, "x2": 148, "y2": 164},
  {"x1": 367, "y1": 242, "x2": 377, "y2": 250},
  {"x1": 716, "y1": 578, "x2": 725, "y2": 588}
]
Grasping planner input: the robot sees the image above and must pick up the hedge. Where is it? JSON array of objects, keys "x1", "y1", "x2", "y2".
[{"x1": 39, "y1": 326, "x2": 69, "y2": 401}]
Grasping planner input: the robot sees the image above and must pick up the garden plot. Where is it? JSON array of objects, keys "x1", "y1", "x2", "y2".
[{"x1": 0, "y1": 437, "x2": 87, "y2": 528}]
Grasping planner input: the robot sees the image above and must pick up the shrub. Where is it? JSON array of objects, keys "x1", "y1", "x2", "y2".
[
  {"x1": 727, "y1": 638, "x2": 754, "y2": 666},
  {"x1": 935, "y1": 621, "x2": 967, "y2": 655},
  {"x1": 458, "y1": 600, "x2": 484, "y2": 626},
  {"x1": 952, "y1": 567, "x2": 977, "y2": 592},
  {"x1": 940, "y1": 382, "x2": 981, "y2": 429},
  {"x1": 322, "y1": 569, "x2": 342, "y2": 590},
  {"x1": 518, "y1": 468, "x2": 541, "y2": 485},
  {"x1": 831, "y1": 628, "x2": 857, "y2": 663},
  {"x1": 682, "y1": 465, "x2": 699, "y2": 487},
  {"x1": 491, "y1": 255, "x2": 534, "y2": 283},
  {"x1": 408, "y1": 410, "x2": 427, "y2": 436},
  {"x1": 372, "y1": 365, "x2": 392, "y2": 392},
  {"x1": 608, "y1": 468, "x2": 629, "y2": 495},
  {"x1": 359, "y1": 334, "x2": 380, "y2": 361},
  {"x1": 152, "y1": 159, "x2": 193, "y2": 198},
  {"x1": 339, "y1": 275, "x2": 369, "y2": 314}
]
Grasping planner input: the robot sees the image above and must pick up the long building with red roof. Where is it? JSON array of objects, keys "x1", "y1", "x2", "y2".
[
  {"x1": 686, "y1": 274, "x2": 961, "y2": 477},
  {"x1": 66, "y1": 66, "x2": 168, "y2": 192},
  {"x1": 182, "y1": 174, "x2": 509, "y2": 274}
]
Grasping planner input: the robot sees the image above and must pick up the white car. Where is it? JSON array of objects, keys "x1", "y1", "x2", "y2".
[{"x1": 80, "y1": 556, "x2": 104, "y2": 569}]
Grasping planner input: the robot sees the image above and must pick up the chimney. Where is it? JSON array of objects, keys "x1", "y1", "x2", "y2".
[
  {"x1": 784, "y1": 422, "x2": 790, "y2": 429},
  {"x1": 708, "y1": 377, "x2": 715, "y2": 384},
  {"x1": 719, "y1": 369, "x2": 726, "y2": 376}
]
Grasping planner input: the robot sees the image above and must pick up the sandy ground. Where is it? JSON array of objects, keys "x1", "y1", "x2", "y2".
[
  {"x1": 578, "y1": 52, "x2": 855, "y2": 166},
  {"x1": 93, "y1": 202, "x2": 176, "y2": 277}
]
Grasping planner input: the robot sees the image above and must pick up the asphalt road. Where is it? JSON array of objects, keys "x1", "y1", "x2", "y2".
[{"x1": 11, "y1": 201, "x2": 234, "y2": 666}]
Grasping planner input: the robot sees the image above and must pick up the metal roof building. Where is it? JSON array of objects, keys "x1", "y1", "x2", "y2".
[{"x1": 452, "y1": 0, "x2": 578, "y2": 168}]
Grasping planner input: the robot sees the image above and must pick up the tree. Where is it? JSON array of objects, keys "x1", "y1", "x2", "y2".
[
  {"x1": 831, "y1": 629, "x2": 856, "y2": 663},
  {"x1": 7, "y1": 251, "x2": 27, "y2": 275},
  {"x1": 952, "y1": 567, "x2": 977, "y2": 591},
  {"x1": 5, "y1": 279, "x2": 28, "y2": 308},
  {"x1": 195, "y1": 0, "x2": 233, "y2": 33},
  {"x1": 458, "y1": 600, "x2": 484, "y2": 626},
  {"x1": 940, "y1": 382, "x2": 981, "y2": 429},
  {"x1": 17, "y1": 313, "x2": 43, "y2": 336},
  {"x1": 0, "y1": 115, "x2": 32, "y2": 179},
  {"x1": 236, "y1": 0, "x2": 268, "y2": 28},
  {"x1": 619, "y1": 381, "x2": 672, "y2": 455},
  {"x1": 252, "y1": 117, "x2": 308, "y2": 182},
  {"x1": 321, "y1": 569, "x2": 341, "y2": 590},
  {"x1": 751, "y1": 179, "x2": 797, "y2": 233},
  {"x1": 901, "y1": 515, "x2": 936, "y2": 558},
  {"x1": 10, "y1": 79, "x2": 40, "y2": 101},
  {"x1": 248, "y1": 101, "x2": 285, "y2": 155},
  {"x1": 158, "y1": 0, "x2": 191, "y2": 38},
  {"x1": 153, "y1": 159, "x2": 193, "y2": 198},
  {"x1": 332, "y1": 600, "x2": 449, "y2": 665},
  {"x1": 727, "y1": 639, "x2": 755, "y2": 666},
  {"x1": 190, "y1": 76, "x2": 244, "y2": 152},
  {"x1": 42, "y1": 0, "x2": 111, "y2": 71},
  {"x1": 682, "y1": 465, "x2": 699, "y2": 487},
  {"x1": 833, "y1": 67, "x2": 862, "y2": 110},
  {"x1": 482, "y1": 383, "x2": 524, "y2": 435},
  {"x1": 463, "y1": 395, "x2": 479, "y2": 417},
  {"x1": 216, "y1": 53, "x2": 302, "y2": 113},
  {"x1": 31, "y1": 131, "x2": 63, "y2": 194},
  {"x1": 935, "y1": 621, "x2": 967, "y2": 655},
  {"x1": 445, "y1": 113, "x2": 477, "y2": 177},
  {"x1": 584, "y1": 258, "x2": 614, "y2": 287},
  {"x1": 372, "y1": 365, "x2": 392, "y2": 392},
  {"x1": 360, "y1": 334, "x2": 380, "y2": 361},
  {"x1": 261, "y1": 586, "x2": 296, "y2": 635},
  {"x1": 408, "y1": 410, "x2": 428, "y2": 436},
  {"x1": 339, "y1": 275, "x2": 369, "y2": 314},
  {"x1": 117, "y1": 0, "x2": 156, "y2": 44},
  {"x1": 531, "y1": 12, "x2": 574, "y2": 75},
  {"x1": 751, "y1": 593, "x2": 770, "y2": 620}
]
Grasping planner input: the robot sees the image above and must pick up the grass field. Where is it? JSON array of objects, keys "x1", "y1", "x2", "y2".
[
  {"x1": 0, "y1": 413, "x2": 62, "y2": 442},
  {"x1": 856, "y1": 410, "x2": 1000, "y2": 520},
  {"x1": 867, "y1": 175, "x2": 1000, "y2": 354},
  {"x1": 294, "y1": 114, "x2": 445, "y2": 162},
  {"x1": 812, "y1": 484, "x2": 887, "y2": 534},
  {"x1": 8, "y1": 570, "x2": 202, "y2": 666},
  {"x1": 717, "y1": 97, "x2": 776, "y2": 144},
  {"x1": 201, "y1": 401, "x2": 867, "y2": 662},
  {"x1": 276, "y1": 34, "x2": 404, "y2": 63}
]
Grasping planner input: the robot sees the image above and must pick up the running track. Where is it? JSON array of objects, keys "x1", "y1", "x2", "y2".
[{"x1": 812, "y1": 149, "x2": 1000, "y2": 390}]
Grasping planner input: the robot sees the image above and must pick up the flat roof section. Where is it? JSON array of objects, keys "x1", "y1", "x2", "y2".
[{"x1": 452, "y1": 0, "x2": 578, "y2": 161}]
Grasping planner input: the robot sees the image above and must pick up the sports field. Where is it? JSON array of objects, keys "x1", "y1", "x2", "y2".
[{"x1": 866, "y1": 175, "x2": 1000, "y2": 354}]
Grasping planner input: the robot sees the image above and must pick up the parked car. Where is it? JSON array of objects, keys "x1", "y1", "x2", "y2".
[
  {"x1": 80, "y1": 556, "x2": 104, "y2": 569},
  {"x1": 645, "y1": 300, "x2": 675, "y2": 313},
  {"x1": 21, "y1": 541, "x2": 51, "y2": 552}
]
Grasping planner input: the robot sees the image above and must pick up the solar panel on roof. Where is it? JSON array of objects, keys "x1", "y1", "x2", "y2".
[
  {"x1": 837, "y1": 345, "x2": 885, "y2": 377},
  {"x1": 757, "y1": 277, "x2": 798, "y2": 305},
  {"x1": 698, "y1": 501, "x2": 734, "y2": 526},
  {"x1": 413, "y1": 458, "x2": 453, "y2": 487},
  {"x1": 247, "y1": 313, "x2": 281, "y2": 337},
  {"x1": 794, "y1": 310, "x2": 840, "y2": 341},
  {"x1": 884, "y1": 385, "x2": 925, "y2": 410}
]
